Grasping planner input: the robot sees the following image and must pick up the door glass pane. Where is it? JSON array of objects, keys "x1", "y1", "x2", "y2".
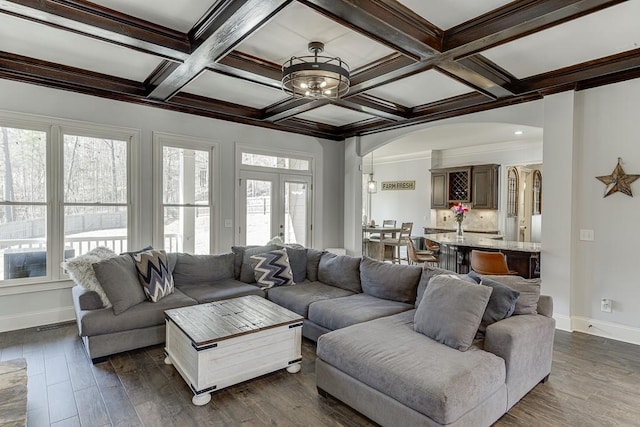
[
  {"x1": 163, "y1": 147, "x2": 209, "y2": 204},
  {"x1": 284, "y1": 181, "x2": 307, "y2": 245},
  {"x1": 64, "y1": 135, "x2": 127, "y2": 203},
  {"x1": 241, "y1": 153, "x2": 309, "y2": 171},
  {"x1": 0, "y1": 206, "x2": 47, "y2": 279},
  {"x1": 163, "y1": 206, "x2": 209, "y2": 254},
  {"x1": 246, "y1": 179, "x2": 271, "y2": 245},
  {"x1": 64, "y1": 206, "x2": 127, "y2": 256}
]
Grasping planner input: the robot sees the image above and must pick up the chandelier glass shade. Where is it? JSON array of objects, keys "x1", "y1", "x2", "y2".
[{"x1": 282, "y1": 42, "x2": 350, "y2": 100}]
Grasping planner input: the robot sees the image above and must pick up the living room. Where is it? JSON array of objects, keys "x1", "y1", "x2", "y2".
[{"x1": 1, "y1": 1, "x2": 640, "y2": 426}]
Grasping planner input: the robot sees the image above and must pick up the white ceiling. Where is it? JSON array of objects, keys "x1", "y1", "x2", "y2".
[
  {"x1": 483, "y1": 1, "x2": 640, "y2": 78},
  {"x1": 296, "y1": 105, "x2": 375, "y2": 127}
]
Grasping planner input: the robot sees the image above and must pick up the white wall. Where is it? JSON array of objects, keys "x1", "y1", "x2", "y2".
[
  {"x1": 0, "y1": 79, "x2": 344, "y2": 332},
  {"x1": 571, "y1": 79, "x2": 640, "y2": 343}
]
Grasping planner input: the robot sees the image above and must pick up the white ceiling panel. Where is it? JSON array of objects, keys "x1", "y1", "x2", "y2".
[
  {"x1": 89, "y1": 0, "x2": 213, "y2": 32},
  {"x1": 483, "y1": 1, "x2": 640, "y2": 78},
  {"x1": 182, "y1": 71, "x2": 288, "y2": 109},
  {"x1": 397, "y1": 0, "x2": 513, "y2": 30},
  {"x1": 237, "y1": 2, "x2": 395, "y2": 71},
  {"x1": 365, "y1": 70, "x2": 472, "y2": 107},
  {"x1": 0, "y1": 15, "x2": 162, "y2": 81},
  {"x1": 296, "y1": 105, "x2": 374, "y2": 127}
]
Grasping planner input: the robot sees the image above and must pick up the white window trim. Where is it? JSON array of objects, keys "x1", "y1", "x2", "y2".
[
  {"x1": 152, "y1": 132, "x2": 220, "y2": 254},
  {"x1": 0, "y1": 110, "x2": 140, "y2": 291}
]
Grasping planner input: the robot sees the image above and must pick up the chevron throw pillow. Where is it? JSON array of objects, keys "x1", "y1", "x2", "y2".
[
  {"x1": 250, "y1": 249, "x2": 294, "y2": 290},
  {"x1": 131, "y1": 249, "x2": 174, "y2": 302}
]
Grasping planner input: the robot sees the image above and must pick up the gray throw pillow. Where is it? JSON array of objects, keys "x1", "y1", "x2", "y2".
[
  {"x1": 93, "y1": 255, "x2": 146, "y2": 315},
  {"x1": 415, "y1": 267, "x2": 476, "y2": 307},
  {"x1": 479, "y1": 277, "x2": 520, "y2": 332},
  {"x1": 171, "y1": 253, "x2": 235, "y2": 286},
  {"x1": 306, "y1": 248, "x2": 325, "y2": 281},
  {"x1": 62, "y1": 246, "x2": 117, "y2": 308},
  {"x1": 483, "y1": 275, "x2": 541, "y2": 315},
  {"x1": 414, "y1": 275, "x2": 492, "y2": 351},
  {"x1": 285, "y1": 246, "x2": 307, "y2": 283},
  {"x1": 318, "y1": 252, "x2": 362, "y2": 293},
  {"x1": 360, "y1": 257, "x2": 421, "y2": 303}
]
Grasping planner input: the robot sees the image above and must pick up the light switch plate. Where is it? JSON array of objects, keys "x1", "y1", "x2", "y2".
[
  {"x1": 224, "y1": 219, "x2": 233, "y2": 228},
  {"x1": 579, "y1": 229, "x2": 594, "y2": 241}
]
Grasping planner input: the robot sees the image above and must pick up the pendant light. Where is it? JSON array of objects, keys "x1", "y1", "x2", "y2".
[{"x1": 367, "y1": 153, "x2": 377, "y2": 193}]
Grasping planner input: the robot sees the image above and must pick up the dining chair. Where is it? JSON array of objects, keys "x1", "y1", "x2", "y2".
[
  {"x1": 470, "y1": 250, "x2": 519, "y2": 275},
  {"x1": 381, "y1": 222, "x2": 413, "y2": 263},
  {"x1": 406, "y1": 237, "x2": 438, "y2": 267}
]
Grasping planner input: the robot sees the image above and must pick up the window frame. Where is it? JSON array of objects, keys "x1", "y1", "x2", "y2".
[
  {"x1": 507, "y1": 167, "x2": 519, "y2": 218},
  {"x1": 152, "y1": 132, "x2": 219, "y2": 254},
  {"x1": 0, "y1": 111, "x2": 140, "y2": 290}
]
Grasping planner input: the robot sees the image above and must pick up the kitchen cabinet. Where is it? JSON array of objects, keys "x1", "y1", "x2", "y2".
[
  {"x1": 430, "y1": 164, "x2": 499, "y2": 209},
  {"x1": 472, "y1": 164, "x2": 499, "y2": 209}
]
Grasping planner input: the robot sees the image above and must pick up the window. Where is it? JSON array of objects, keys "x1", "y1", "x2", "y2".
[
  {"x1": 0, "y1": 125, "x2": 48, "y2": 280},
  {"x1": 532, "y1": 170, "x2": 542, "y2": 215},
  {"x1": 241, "y1": 153, "x2": 309, "y2": 171},
  {"x1": 0, "y1": 114, "x2": 138, "y2": 285},
  {"x1": 154, "y1": 134, "x2": 216, "y2": 254},
  {"x1": 507, "y1": 167, "x2": 519, "y2": 217}
]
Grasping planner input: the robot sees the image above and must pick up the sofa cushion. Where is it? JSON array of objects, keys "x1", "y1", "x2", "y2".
[
  {"x1": 267, "y1": 281, "x2": 355, "y2": 317},
  {"x1": 76, "y1": 289, "x2": 198, "y2": 337},
  {"x1": 249, "y1": 249, "x2": 294, "y2": 289},
  {"x1": 171, "y1": 253, "x2": 235, "y2": 286},
  {"x1": 306, "y1": 248, "x2": 324, "y2": 281},
  {"x1": 308, "y1": 293, "x2": 413, "y2": 331},
  {"x1": 93, "y1": 254, "x2": 146, "y2": 315},
  {"x1": 62, "y1": 246, "x2": 117, "y2": 308},
  {"x1": 479, "y1": 277, "x2": 520, "y2": 332},
  {"x1": 415, "y1": 267, "x2": 476, "y2": 307},
  {"x1": 132, "y1": 249, "x2": 174, "y2": 302},
  {"x1": 360, "y1": 257, "x2": 421, "y2": 303},
  {"x1": 414, "y1": 275, "x2": 491, "y2": 351},
  {"x1": 318, "y1": 253, "x2": 362, "y2": 293},
  {"x1": 483, "y1": 275, "x2": 541, "y2": 315},
  {"x1": 178, "y1": 279, "x2": 265, "y2": 303},
  {"x1": 316, "y1": 311, "x2": 506, "y2": 425}
]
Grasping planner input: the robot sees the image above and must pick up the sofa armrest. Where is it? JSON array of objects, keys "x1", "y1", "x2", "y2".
[
  {"x1": 484, "y1": 314, "x2": 555, "y2": 409},
  {"x1": 72, "y1": 285, "x2": 104, "y2": 311}
]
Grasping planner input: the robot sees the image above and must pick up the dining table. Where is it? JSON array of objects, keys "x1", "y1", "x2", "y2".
[{"x1": 362, "y1": 225, "x2": 402, "y2": 260}]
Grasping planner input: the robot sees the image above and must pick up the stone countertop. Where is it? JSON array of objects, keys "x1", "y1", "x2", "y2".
[{"x1": 424, "y1": 232, "x2": 541, "y2": 253}]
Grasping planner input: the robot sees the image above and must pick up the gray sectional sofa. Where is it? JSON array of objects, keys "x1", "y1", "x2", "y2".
[{"x1": 69, "y1": 245, "x2": 555, "y2": 427}]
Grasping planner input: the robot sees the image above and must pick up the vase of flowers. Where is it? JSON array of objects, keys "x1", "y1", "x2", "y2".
[{"x1": 451, "y1": 202, "x2": 469, "y2": 239}]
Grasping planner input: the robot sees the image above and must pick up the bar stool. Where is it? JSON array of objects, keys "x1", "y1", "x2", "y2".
[{"x1": 470, "y1": 250, "x2": 518, "y2": 275}]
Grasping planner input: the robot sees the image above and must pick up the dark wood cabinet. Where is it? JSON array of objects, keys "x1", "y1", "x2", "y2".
[
  {"x1": 431, "y1": 171, "x2": 447, "y2": 209},
  {"x1": 472, "y1": 164, "x2": 499, "y2": 209},
  {"x1": 430, "y1": 164, "x2": 499, "y2": 210}
]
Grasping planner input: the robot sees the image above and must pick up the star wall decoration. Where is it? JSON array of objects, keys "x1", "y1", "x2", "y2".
[{"x1": 596, "y1": 158, "x2": 640, "y2": 197}]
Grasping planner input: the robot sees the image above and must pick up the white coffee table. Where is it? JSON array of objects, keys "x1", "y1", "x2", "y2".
[{"x1": 164, "y1": 295, "x2": 303, "y2": 405}]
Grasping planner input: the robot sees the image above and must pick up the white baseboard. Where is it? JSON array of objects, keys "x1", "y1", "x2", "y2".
[
  {"x1": 571, "y1": 316, "x2": 640, "y2": 346},
  {"x1": 553, "y1": 314, "x2": 572, "y2": 332},
  {"x1": 0, "y1": 306, "x2": 75, "y2": 333}
]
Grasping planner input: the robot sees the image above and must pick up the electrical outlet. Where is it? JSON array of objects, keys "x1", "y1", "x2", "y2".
[
  {"x1": 601, "y1": 298, "x2": 612, "y2": 313},
  {"x1": 579, "y1": 229, "x2": 594, "y2": 241}
]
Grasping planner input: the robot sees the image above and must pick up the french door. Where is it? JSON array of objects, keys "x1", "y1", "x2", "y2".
[{"x1": 239, "y1": 171, "x2": 311, "y2": 247}]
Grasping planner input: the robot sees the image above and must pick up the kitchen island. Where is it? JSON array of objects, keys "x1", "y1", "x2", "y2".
[{"x1": 425, "y1": 233, "x2": 540, "y2": 279}]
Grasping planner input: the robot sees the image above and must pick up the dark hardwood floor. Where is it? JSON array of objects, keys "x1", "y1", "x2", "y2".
[{"x1": 1, "y1": 323, "x2": 639, "y2": 427}]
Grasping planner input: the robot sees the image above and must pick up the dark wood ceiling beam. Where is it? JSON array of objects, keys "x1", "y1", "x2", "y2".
[
  {"x1": 213, "y1": 51, "x2": 282, "y2": 89},
  {"x1": 299, "y1": 0, "x2": 442, "y2": 60},
  {"x1": 146, "y1": 0, "x2": 291, "y2": 100},
  {"x1": 262, "y1": 98, "x2": 331, "y2": 122},
  {"x1": 335, "y1": 94, "x2": 407, "y2": 121},
  {"x1": 443, "y1": 0, "x2": 626, "y2": 58},
  {"x1": 0, "y1": 0, "x2": 190, "y2": 61},
  {"x1": 436, "y1": 56, "x2": 517, "y2": 99},
  {"x1": 519, "y1": 48, "x2": 640, "y2": 93}
]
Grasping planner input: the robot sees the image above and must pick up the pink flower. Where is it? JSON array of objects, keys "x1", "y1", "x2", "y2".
[{"x1": 450, "y1": 203, "x2": 470, "y2": 222}]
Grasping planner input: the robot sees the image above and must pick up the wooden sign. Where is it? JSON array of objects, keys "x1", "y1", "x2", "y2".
[{"x1": 381, "y1": 180, "x2": 415, "y2": 191}]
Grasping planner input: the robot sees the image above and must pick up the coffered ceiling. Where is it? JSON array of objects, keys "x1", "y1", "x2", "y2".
[{"x1": 1, "y1": 0, "x2": 639, "y2": 141}]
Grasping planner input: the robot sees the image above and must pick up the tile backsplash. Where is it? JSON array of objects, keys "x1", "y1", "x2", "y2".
[{"x1": 434, "y1": 209, "x2": 498, "y2": 231}]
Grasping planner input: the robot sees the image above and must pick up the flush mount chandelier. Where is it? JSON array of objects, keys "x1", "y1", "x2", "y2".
[{"x1": 282, "y1": 41, "x2": 350, "y2": 100}]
